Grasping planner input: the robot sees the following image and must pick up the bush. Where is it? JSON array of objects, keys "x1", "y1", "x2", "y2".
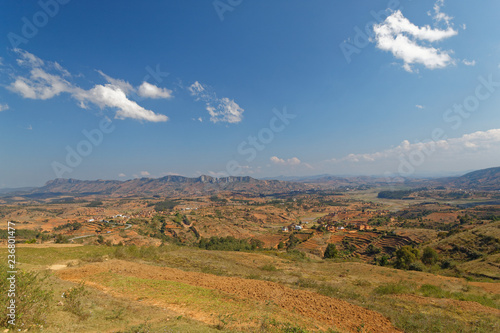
[
  {"x1": 378, "y1": 255, "x2": 389, "y2": 266},
  {"x1": 198, "y1": 236, "x2": 263, "y2": 251},
  {"x1": 366, "y1": 244, "x2": 381, "y2": 255},
  {"x1": 259, "y1": 264, "x2": 278, "y2": 272},
  {"x1": 440, "y1": 259, "x2": 456, "y2": 269},
  {"x1": 62, "y1": 282, "x2": 90, "y2": 320},
  {"x1": 421, "y1": 246, "x2": 439, "y2": 265},
  {"x1": 408, "y1": 262, "x2": 425, "y2": 271},
  {"x1": 55, "y1": 234, "x2": 69, "y2": 244},
  {"x1": 395, "y1": 246, "x2": 419, "y2": 269},
  {"x1": 0, "y1": 266, "x2": 53, "y2": 328},
  {"x1": 323, "y1": 243, "x2": 338, "y2": 259}
]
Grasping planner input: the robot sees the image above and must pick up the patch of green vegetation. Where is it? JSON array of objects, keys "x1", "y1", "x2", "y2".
[
  {"x1": 85, "y1": 200, "x2": 103, "y2": 207},
  {"x1": 0, "y1": 265, "x2": 53, "y2": 329},
  {"x1": 373, "y1": 281, "x2": 416, "y2": 295},
  {"x1": 152, "y1": 200, "x2": 177, "y2": 211},
  {"x1": 198, "y1": 236, "x2": 264, "y2": 251}
]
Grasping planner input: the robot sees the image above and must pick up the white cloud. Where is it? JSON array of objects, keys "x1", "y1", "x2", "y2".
[
  {"x1": 463, "y1": 59, "x2": 476, "y2": 66},
  {"x1": 73, "y1": 84, "x2": 168, "y2": 122},
  {"x1": 160, "y1": 171, "x2": 181, "y2": 176},
  {"x1": 97, "y1": 70, "x2": 134, "y2": 94},
  {"x1": 9, "y1": 68, "x2": 73, "y2": 100},
  {"x1": 14, "y1": 49, "x2": 44, "y2": 68},
  {"x1": 188, "y1": 81, "x2": 244, "y2": 123},
  {"x1": 416, "y1": 105, "x2": 425, "y2": 109},
  {"x1": 140, "y1": 171, "x2": 150, "y2": 177},
  {"x1": 373, "y1": 2, "x2": 458, "y2": 72},
  {"x1": 137, "y1": 81, "x2": 173, "y2": 99},
  {"x1": 188, "y1": 81, "x2": 205, "y2": 95},
  {"x1": 118, "y1": 173, "x2": 126, "y2": 177},
  {"x1": 431, "y1": 0, "x2": 453, "y2": 25},
  {"x1": 0, "y1": 104, "x2": 9, "y2": 112},
  {"x1": 7, "y1": 50, "x2": 168, "y2": 122},
  {"x1": 332, "y1": 128, "x2": 500, "y2": 164},
  {"x1": 270, "y1": 156, "x2": 302, "y2": 166}
]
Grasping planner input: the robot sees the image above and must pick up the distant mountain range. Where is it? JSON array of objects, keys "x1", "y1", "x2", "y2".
[
  {"x1": 2, "y1": 166, "x2": 500, "y2": 198},
  {"x1": 19, "y1": 175, "x2": 311, "y2": 197}
]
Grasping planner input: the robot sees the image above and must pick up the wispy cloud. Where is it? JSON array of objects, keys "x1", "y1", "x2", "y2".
[
  {"x1": 373, "y1": 1, "x2": 458, "y2": 72},
  {"x1": 463, "y1": 59, "x2": 476, "y2": 66},
  {"x1": 7, "y1": 49, "x2": 170, "y2": 122},
  {"x1": 0, "y1": 104, "x2": 9, "y2": 112},
  {"x1": 188, "y1": 81, "x2": 244, "y2": 124},
  {"x1": 416, "y1": 105, "x2": 425, "y2": 109}
]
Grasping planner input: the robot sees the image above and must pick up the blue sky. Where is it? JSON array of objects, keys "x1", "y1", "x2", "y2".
[{"x1": 1, "y1": 0, "x2": 500, "y2": 188}]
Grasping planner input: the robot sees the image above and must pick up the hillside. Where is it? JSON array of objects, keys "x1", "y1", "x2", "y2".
[
  {"x1": 29, "y1": 175, "x2": 311, "y2": 197},
  {"x1": 438, "y1": 167, "x2": 500, "y2": 191}
]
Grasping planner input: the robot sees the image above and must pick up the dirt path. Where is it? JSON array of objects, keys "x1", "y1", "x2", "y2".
[{"x1": 57, "y1": 259, "x2": 401, "y2": 333}]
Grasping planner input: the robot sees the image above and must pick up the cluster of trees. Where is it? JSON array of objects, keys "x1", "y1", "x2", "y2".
[
  {"x1": 198, "y1": 236, "x2": 264, "y2": 251},
  {"x1": 85, "y1": 200, "x2": 103, "y2": 207},
  {"x1": 153, "y1": 200, "x2": 177, "y2": 212},
  {"x1": 209, "y1": 195, "x2": 228, "y2": 203},
  {"x1": 0, "y1": 228, "x2": 51, "y2": 242},
  {"x1": 377, "y1": 190, "x2": 415, "y2": 199},
  {"x1": 53, "y1": 222, "x2": 82, "y2": 231},
  {"x1": 394, "y1": 246, "x2": 439, "y2": 270}
]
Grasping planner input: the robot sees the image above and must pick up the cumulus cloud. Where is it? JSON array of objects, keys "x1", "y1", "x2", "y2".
[
  {"x1": 416, "y1": 105, "x2": 425, "y2": 109},
  {"x1": 118, "y1": 173, "x2": 126, "y2": 177},
  {"x1": 137, "y1": 81, "x2": 173, "y2": 99},
  {"x1": 373, "y1": 1, "x2": 458, "y2": 72},
  {"x1": 0, "y1": 104, "x2": 9, "y2": 112},
  {"x1": 7, "y1": 50, "x2": 169, "y2": 122},
  {"x1": 188, "y1": 81, "x2": 244, "y2": 124},
  {"x1": 332, "y1": 128, "x2": 500, "y2": 164},
  {"x1": 270, "y1": 156, "x2": 302, "y2": 166},
  {"x1": 140, "y1": 171, "x2": 150, "y2": 176}
]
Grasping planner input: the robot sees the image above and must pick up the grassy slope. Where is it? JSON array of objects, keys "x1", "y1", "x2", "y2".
[{"x1": 2, "y1": 245, "x2": 499, "y2": 332}]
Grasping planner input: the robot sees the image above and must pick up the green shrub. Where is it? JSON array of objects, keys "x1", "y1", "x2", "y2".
[
  {"x1": 0, "y1": 266, "x2": 53, "y2": 329},
  {"x1": 62, "y1": 282, "x2": 90, "y2": 320},
  {"x1": 324, "y1": 243, "x2": 338, "y2": 259},
  {"x1": 421, "y1": 247, "x2": 439, "y2": 265},
  {"x1": 259, "y1": 264, "x2": 278, "y2": 271}
]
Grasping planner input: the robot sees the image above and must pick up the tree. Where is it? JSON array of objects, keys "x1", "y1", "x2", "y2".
[
  {"x1": 378, "y1": 255, "x2": 388, "y2": 266},
  {"x1": 395, "y1": 246, "x2": 419, "y2": 269},
  {"x1": 366, "y1": 244, "x2": 381, "y2": 255},
  {"x1": 324, "y1": 243, "x2": 338, "y2": 259},
  {"x1": 421, "y1": 246, "x2": 439, "y2": 265}
]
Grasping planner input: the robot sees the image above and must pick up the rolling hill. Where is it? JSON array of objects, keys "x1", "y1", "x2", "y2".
[{"x1": 437, "y1": 167, "x2": 500, "y2": 191}]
